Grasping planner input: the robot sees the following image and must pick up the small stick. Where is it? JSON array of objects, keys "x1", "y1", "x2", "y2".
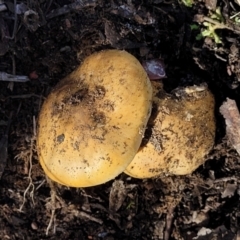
[
  {"x1": 195, "y1": 14, "x2": 240, "y2": 35},
  {"x1": 10, "y1": 94, "x2": 43, "y2": 99},
  {"x1": 75, "y1": 210, "x2": 103, "y2": 224},
  {"x1": 0, "y1": 112, "x2": 13, "y2": 179},
  {"x1": 4, "y1": 0, "x2": 18, "y2": 40},
  {"x1": 0, "y1": 71, "x2": 29, "y2": 82}
]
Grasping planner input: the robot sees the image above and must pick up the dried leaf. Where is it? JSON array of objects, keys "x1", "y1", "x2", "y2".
[
  {"x1": 153, "y1": 221, "x2": 165, "y2": 239},
  {"x1": 104, "y1": 21, "x2": 120, "y2": 46},
  {"x1": 192, "y1": 211, "x2": 209, "y2": 225},
  {"x1": 23, "y1": 10, "x2": 40, "y2": 32},
  {"x1": 205, "y1": 0, "x2": 217, "y2": 10},
  {"x1": 118, "y1": 4, "x2": 135, "y2": 19},
  {"x1": 109, "y1": 180, "x2": 127, "y2": 212},
  {"x1": 221, "y1": 183, "x2": 237, "y2": 198},
  {"x1": 194, "y1": 227, "x2": 212, "y2": 239},
  {"x1": 220, "y1": 98, "x2": 240, "y2": 156}
]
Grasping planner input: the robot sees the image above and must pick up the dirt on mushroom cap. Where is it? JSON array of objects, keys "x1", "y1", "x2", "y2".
[
  {"x1": 37, "y1": 49, "x2": 153, "y2": 187},
  {"x1": 125, "y1": 82, "x2": 216, "y2": 178}
]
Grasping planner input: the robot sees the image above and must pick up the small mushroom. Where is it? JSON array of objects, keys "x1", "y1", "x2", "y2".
[
  {"x1": 125, "y1": 81, "x2": 216, "y2": 178},
  {"x1": 37, "y1": 50, "x2": 152, "y2": 187}
]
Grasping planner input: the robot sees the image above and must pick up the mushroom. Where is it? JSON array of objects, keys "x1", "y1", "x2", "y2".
[
  {"x1": 125, "y1": 81, "x2": 216, "y2": 178},
  {"x1": 37, "y1": 50, "x2": 153, "y2": 187}
]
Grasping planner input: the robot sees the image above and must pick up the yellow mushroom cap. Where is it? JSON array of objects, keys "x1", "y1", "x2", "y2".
[
  {"x1": 37, "y1": 50, "x2": 152, "y2": 187},
  {"x1": 125, "y1": 82, "x2": 216, "y2": 178}
]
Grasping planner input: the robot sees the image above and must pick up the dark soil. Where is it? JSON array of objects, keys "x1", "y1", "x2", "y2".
[{"x1": 1, "y1": 1, "x2": 240, "y2": 239}]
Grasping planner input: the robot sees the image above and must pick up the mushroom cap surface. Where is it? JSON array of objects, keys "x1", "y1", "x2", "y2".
[
  {"x1": 37, "y1": 50, "x2": 152, "y2": 187},
  {"x1": 125, "y1": 82, "x2": 216, "y2": 178}
]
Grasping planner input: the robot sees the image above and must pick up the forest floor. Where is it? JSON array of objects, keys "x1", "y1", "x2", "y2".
[{"x1": 1, "y1": 0, "x2": 240, "y2": 239}]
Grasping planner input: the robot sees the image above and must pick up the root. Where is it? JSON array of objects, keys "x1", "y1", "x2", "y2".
[
  {"x1": 46, "y1": 178, "x2": 57, "y2": 236},
  {"x1": 18, "y1": 116, "x2": 36, "y2": 212},
  {"x1": 15, "y1": 115, "x2": 57, "y2": 235}
]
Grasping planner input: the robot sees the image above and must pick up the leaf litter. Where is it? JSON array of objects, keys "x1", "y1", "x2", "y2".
[{"x1": 1, "y1": 0, "x2": 240, "y2": 239}]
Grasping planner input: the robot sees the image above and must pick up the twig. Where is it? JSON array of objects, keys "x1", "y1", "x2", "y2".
[
  {"x1": 7, "y1": 54, "x2": 16, "y2": 90},
  {"x1": 45, "y1": 0, "x2": 53, "y2": 13},
  {"x1": 35, "y1": 179, "x2": 46, "y2": 190},
  {"x1": 202, "y1": 16, "x2": 229, "y2": 29},
  {"x1": 0, "y1": 71, "x2": 29, "y2": 82},
  {"x1": 195, "y1": 14, "x2": 240, "y2": 35},
  {"x1": 0, "y1": 112, "x2": 13, "y2": 179},
  {"x1": 214, "y1": 176, "x2": 239, "y2": 183},
  {"x1": 4, "y1": 0, "x2": 18, "y2": 40},
  {"x1": 230, "y1": 11, "x2": 240, "y2": 19},
  {"x1": 74, "y1": 210, "x2": 103, "y2": 224},
  {"x1": 46, "y1": 0, "x2": 97, "y2": 20},
  {"x1": 80, "y1": 189, "x2": 103, "y2": 202},
  {"x1": 10, "y1": 94, "x2": 43, "y2": 99}
]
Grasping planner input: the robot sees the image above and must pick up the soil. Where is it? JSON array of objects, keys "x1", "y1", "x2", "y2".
[{"x1": 1, "y1": 1, "x2": 240, "y2": 239}]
